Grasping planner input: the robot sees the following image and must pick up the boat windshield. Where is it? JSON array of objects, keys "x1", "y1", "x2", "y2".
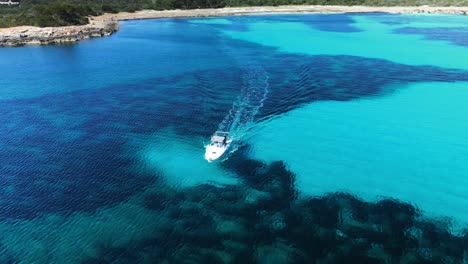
[
  {"x1": 211, "y1": 135, "x2": 226, "y2": 143},
  {"x1": 209, "y1": 131, "x2": 229, "y2": 147}
]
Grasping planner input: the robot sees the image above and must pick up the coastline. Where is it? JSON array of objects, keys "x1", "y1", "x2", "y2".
[
  {"x1": 1, "y1": 5, "x2": 468, "y2": 47},
  {"x1": 0, "y1": 17, "x2": 119, "y2": 47}
]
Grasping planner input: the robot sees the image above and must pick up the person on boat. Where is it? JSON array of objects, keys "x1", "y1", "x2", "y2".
[{"x1": 223, "y1": 136, "x2": 227, "y2": 146}]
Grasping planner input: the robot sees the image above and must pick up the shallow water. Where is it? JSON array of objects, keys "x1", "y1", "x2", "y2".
[{"x1": 0, "y1": 13, "x2": 468, "y2": 263}]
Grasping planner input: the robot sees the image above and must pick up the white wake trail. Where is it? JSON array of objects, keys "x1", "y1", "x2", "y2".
[{"x1": 216, "y1": 51, "x2": 269, "y2": 158}]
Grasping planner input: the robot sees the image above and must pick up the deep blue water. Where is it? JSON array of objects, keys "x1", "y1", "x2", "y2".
[{"x1": 0, "y1": 13, "x2": 468, "y2": 263}]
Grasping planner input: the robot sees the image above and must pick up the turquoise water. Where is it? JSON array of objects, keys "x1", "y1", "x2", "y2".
[{"x1": 1, "y1": 13, "x2": 468, "y2": 262}]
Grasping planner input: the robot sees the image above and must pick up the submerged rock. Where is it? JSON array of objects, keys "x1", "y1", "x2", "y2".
[
  {"x1": 216, "y1": 220, "x2": 247, "y2": 236},
  {"x1": 255, "y1": 239, "x2": 304, "y2": 264},
  {"x1": 76, "y1": 153, "x2": 468, "y2": 263},
  {"x1": 243, "y1": 188, "x2": 271, "y2": 206}
]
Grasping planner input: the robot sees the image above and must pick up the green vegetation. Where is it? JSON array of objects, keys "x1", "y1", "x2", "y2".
[
  {"x1": 0, "y1": 0, "x2": 467, "y2": 28},
  {"x1": 33, "y1": 3, "x2": 91, "y2": 27}
]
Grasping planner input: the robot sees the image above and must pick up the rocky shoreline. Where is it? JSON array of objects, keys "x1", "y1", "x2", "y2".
[
  {"x1": 0, "y1": 18, "x2": 119, "y2": 47},
  {"x1": 1, "y1": 5, "x2": 468, "y2": 47}
]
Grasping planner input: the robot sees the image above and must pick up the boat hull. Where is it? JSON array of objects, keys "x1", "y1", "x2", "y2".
[{"x1": 205, "y1": 142, "x2": 231, "y2": 162}]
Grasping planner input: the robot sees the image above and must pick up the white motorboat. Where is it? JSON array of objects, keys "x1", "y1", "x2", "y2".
[{"x1": 205, "y1": 131, "x2": 232, "y2": 162}]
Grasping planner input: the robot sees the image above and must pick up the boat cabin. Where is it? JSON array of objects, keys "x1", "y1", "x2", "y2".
[{"x1": 210, "y1": 131, "x2": 229, "y2": 146}]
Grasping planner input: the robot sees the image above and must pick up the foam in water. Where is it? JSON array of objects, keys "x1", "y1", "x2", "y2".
[{"x1": 214, "y1": 47, "x2": 269, "y2": 160}]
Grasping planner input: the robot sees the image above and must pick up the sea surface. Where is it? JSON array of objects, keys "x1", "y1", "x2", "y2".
[{"x1": 0, "y1": 13, "x2": 468, "y2": 263}]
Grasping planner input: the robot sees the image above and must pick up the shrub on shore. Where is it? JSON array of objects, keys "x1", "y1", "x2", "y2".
[{"x1": 34, "y1": 3, "x2": 90, "y2": 27}]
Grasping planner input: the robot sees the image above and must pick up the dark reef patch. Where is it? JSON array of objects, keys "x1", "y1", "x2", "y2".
[
  {"x1": 1, "y1": 18, "x2": 468, "y2": 222},
  {"x1": 395, "y1": 27, "x2": 468, "y2": 47},
  {"x1": 185, "y1": 13, "x2": 361, "y2": 33},
  {"x1": 84, "y1": 148, "x2": 468, "y2": 263},
  {"x1": 258, "y1": 54, "x2": 468, "y2": 120},
  {"x1": 0, "y1": 15, "x2": 468, "y2": 262},
  {"x1": 300, "y1": 14, "x2": 362, "y2": 32},
  {"x1": 244, "y1": 14, "x2": 362, "y2": 32},
  {"x1": 2, "y1": 46, "x2": 468, "y2": 221}
]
